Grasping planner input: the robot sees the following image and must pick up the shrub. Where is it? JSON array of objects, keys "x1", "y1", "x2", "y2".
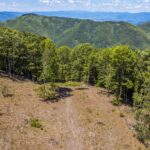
[
  {"x1": 30, "y1": 118, "x2": 43, "y2": 129},
  {"x1": 112, "y1": 98, "x2": 122, "y2": 106},
  {"x1": 135, "y1": 109, "x2": 150, "y2": 146},
  {"x1": 38, "y1": 83, "x2": 58, "y2": 101}
]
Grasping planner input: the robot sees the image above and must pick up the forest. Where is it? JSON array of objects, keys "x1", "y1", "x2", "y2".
[
  {"x1": 0, "y1": 27, "x2": 149, "y2": 146},
  {"x1": 1, "y1": 14, "x2": 150, "y2": 49}
]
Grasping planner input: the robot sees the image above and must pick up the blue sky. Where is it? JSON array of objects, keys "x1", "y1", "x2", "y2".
[{"x1": 0, "y1": 0, "x2": 150, "y2": 12}]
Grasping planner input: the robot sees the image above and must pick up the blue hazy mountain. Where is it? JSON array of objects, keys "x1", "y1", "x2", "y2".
[
  {"x1": 0, "y1": 12, "x2": 24, "y2": 21},
  {"x1": 35, "y1": 11, "x2": 150, "y2": 25},
  {"x1": 1, "y1": 11, "x2": 150, "y2": 24}
]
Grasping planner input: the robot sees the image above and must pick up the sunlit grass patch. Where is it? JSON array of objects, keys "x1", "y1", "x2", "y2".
[
  {"x1": 30, "y1": 118, "x2": 43, "y2": 129},
  {"x1": 56, "y1": 81, "x2": 83, "y2": 87}
]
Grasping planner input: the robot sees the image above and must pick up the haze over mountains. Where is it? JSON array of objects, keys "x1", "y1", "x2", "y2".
[
  {"x1": 1, "y1": 14, "x2": 150, "y2": 49},
  {"x1": 0, "y1": 12, "x2": 23, "y2": 22},
  {"x1": 1, "y1": 11, "x2": 150, "y2": 25}
]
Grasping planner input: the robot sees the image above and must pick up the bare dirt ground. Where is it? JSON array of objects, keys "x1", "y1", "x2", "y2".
[{"x1": 0, "y1": 77, "x2": 147, "y2": 150}]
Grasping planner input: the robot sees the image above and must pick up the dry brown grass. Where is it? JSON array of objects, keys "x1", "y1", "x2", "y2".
[{"x1": 0, "y1": 77, "x2": 147, "y2": 150}]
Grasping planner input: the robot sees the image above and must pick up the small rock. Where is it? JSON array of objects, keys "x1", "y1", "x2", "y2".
[
  {"x1": 48, "y1": 138, "x2": 59, "y2": 145},
  {"x1": 96, "y1": 121, "x2": 105, "y2": 126}
]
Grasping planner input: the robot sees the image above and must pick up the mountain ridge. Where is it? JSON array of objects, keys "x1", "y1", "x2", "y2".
[
  {"x1": 1, "y1": 11, "x2": 150, "y2": 24},
  {"x1": 1, "y1": 14, "x2": 150, "y2": 49}
]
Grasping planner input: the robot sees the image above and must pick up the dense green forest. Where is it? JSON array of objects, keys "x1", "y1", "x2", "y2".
[
  {"x1": 0, "y1": 26, "x2": 149, "y2": 145},
  {"x1": 139, "y1": 22, "x2": 150, "y2": 35},
  {"x1": 1, "y1": 14, "x2": 150, "y2": 49}
]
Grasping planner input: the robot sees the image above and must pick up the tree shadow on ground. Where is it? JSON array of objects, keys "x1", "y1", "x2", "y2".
[
  {"x1": 97, "y1": 89, "x2": 113, "y2": 97},
  {"x1": 43, "y1": 87, "x2": 73, "y2": 103},
  {"x1": 75, "y1": 87, "x2": 89, "y2": 91},
  {"x1": 57, "y1": 87, "x2": 73, "y2": 98}
]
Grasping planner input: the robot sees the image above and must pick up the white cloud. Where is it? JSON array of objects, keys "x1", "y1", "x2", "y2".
[
  {"x1": 68, "y1": 0, "x2": 75, "y2": 4},
  {"x1": 143, "y1": 0, "x2": 150, "y2": 2},
  {"x1": 39, "y1": 0, "x2": 62, "y2": 6},
  {"x1": 0, "y1": 2, "x2": 6, "y2": 6},
  {"x1": 39, "y1": 0, "x2": 50, "y2": 4},
  {"x1": 11, "y1": 2, "x2": 18, "y2": 7},
  {"x1": 0, "y1": 0, "x2": 150, "y2": 12}
]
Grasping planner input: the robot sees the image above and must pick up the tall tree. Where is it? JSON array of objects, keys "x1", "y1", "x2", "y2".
[
  {"x1": 40, "y1": 39, "x2": 58, "y2": 82},
  {"x1": 56, "y1": 46, "x2": 71, "y2": 81}
]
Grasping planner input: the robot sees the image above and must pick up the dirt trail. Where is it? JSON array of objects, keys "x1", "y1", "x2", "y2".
[
  {"x1": 65, "y1": 97, "x2": 83, "y2": 150},
  {"x1": 0, "y1": 78, "x2": 147, "y2": 150}
]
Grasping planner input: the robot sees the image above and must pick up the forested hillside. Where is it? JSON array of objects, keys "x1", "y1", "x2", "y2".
[
  {"x1": 0, "y1": 27, "x2": 149, "y2": 146},
  {"x1": 1, "y1": 14, "x2": 150, "y2": 49},
  {"x1": 0, "y1": 27, "x2": 47, "y2": 80},
  {"x1": 139, "y1": 22, "x2": 150, "y2": 36}
]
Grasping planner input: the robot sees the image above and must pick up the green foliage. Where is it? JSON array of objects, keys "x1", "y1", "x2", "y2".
[
  {"x1": 70, "y1": 43, "x2": 95, "y2": 82},
  {"x1": 40, "y1": 39, "x2": 58, "y2": 82},
  {"x1": 133, "y1": 50, "x2": 150, "y2": 145},
  {"x1": 139, "y1": 22, "x2": 150, "y2": 35},
  {"x1": 0, "y1": 27, "x2": 46, "y2": 81},
  {"x1": 38, "y1": 83, "x2": 58, "y2": 101},
  {"x1": 56, "y1": 46, "x2": 71, "y2": 81},
  {"x1": 112, "y1": 98, "x2": 122, "y2": 106},
  {"x1": 111, "y1": 46, "x2": 136, "y2": 102},
  {"x1": 2, "y1": 14, "x2": 150, "y2": 49},
  {"x1": 30, "y1": 118, "x2": 43, "y2": 129},
  {"x1": 58, "y1": 81, "x2": 83, "y2": 87},
  {"x1": 135, "y1": 109, "x2": 150, "y2": 146}
]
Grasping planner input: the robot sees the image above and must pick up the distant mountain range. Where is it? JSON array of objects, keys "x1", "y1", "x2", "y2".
[
  {"x1": 0, "y1": 12, "x2": 23, "y2": 21},
  {"x1": 1, "y1": 11, "x2": 150, "y2": 25},
  {"x1": 1, "y1": 14, "x2": 150, "y2": 49}
]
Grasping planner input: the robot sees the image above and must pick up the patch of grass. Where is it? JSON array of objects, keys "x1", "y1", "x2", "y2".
[
  {"x1": 30, "y1": 118, "x2": 43, "y2": 129},
  {"x1": 57, "y1": 81, "x2": 83, "y2": 87},
  {"x1": 112, "y1": 98, "x2": 122, "y2": 106},
  {"x1": 0, "y1": 84, "x2": 13, "y2": 97}
]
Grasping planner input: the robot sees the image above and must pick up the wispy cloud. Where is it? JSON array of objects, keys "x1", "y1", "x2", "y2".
[{"x1": 0, "y1": 0, "x2": 150, "y2": 12}]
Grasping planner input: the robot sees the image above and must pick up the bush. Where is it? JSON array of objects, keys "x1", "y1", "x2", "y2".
[
  {"x1": 112, "y1": 98, "x2": 122, "y2": 106},
  {"x1": 30, "y1": 118, "x2": 43, "y2": 129},
  {"x1": 135, "y1": 109, "x2": 150, "y2": 146},
  {"x1": 38, "y1": 83, "x2": 58, "y2": 101}
]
